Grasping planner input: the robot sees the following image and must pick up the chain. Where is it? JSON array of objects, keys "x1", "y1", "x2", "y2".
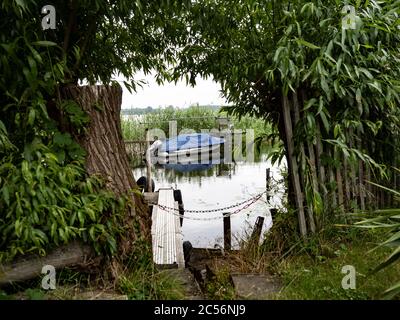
[
  {"x1": 155, "y1": 191, "x2": 269, "y2": 221},
  {"x1": 154, "y1": 190, "x2": 267, "y2": 214}
]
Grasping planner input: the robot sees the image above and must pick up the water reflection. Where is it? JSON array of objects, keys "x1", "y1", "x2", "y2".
[{"x1": 132, "y1": 155, "x2": 286, "y2": 248}]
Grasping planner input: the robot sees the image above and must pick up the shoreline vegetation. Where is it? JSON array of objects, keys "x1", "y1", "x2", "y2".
[{"x1": 121, "y1": 105, "x2": 274, "y2": 142}]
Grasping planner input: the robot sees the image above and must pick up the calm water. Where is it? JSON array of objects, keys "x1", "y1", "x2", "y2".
[{"x1": 132, "y1": 156, "x2": 286, "y2": 248}]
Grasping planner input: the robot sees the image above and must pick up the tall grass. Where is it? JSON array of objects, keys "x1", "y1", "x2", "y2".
[{"x1": 121, "y1": 106, "x2": 273, "y2": 141}]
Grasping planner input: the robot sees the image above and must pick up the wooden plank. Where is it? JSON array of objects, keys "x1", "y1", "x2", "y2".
[
  {"x1": 143, "y1": 192, "x2": 159, "y2": 205},
  {"x1": 151, "y1": 188, "x2": 184, "y2": 268}
]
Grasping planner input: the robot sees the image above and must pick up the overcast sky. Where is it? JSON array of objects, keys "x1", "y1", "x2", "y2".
[{"x1": 118, "y1": 71, "x2": 229, "y2": 109}]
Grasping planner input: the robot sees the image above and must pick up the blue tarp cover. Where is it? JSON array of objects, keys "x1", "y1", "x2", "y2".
[{"x1": 160, "y1": 133, "x2": 224, "y2": 153}]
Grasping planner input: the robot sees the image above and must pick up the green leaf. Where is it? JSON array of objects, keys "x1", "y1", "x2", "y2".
[
  {"x1": 356, "y1": 88, "x2": 362, "y2": 104},
  {"x1": 303, "y1": 98, "x2": 317, "y2": 111},
  {"x1": 53, "y1": 132, "x2": 72, "y2": 147},
  {"x1": 28, "y1": 108, "x2": 36, "y2": 126},
  {"x1": 2, "y1": 187, "x2": 10, "y2": 206},
  {"x1": 296, "y1": 38, "x2": 320, "y2": 50},
  {"x1": 0, "y1": 120, "x2": 6, "y2": 134},
  {"x1": 320, "y1": 110, "x2": 330, "y2": 133},
  {"x1": 32, "y1": 41, "x2": 57, "y2": 47},
  {"x1": 320, "y1": 77, "x2": 330, "y2": 97}
]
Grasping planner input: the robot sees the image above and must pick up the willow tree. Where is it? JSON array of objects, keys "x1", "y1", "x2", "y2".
[
  {"x1": 174, "y1": 0, "x2": 400, "y2": 236},
  {"x1": 0, "y1": 0, "x2": 190, "y2": 270}
]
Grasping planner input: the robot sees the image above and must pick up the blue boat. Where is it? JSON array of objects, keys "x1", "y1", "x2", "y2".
[{"x1": 148, "y1": 133, "x2": 224, "y2": 164}]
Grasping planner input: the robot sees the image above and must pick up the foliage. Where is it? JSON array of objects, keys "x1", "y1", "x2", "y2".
[
  {"x1": 205, "y1": 267, "x2": 236, "y2": 300},
  {"x1": 117, "y1": 242, "x2": 185, "y2": 300},
  {"x1": 355, "y1": 182, "x2": 400, "y2": 299},
  {"x1": 172, "y1": 0, "x2": 400, "y2": 233},
  {"x1": 0, "y1": 1, "x2": 192, "y2": 261}
]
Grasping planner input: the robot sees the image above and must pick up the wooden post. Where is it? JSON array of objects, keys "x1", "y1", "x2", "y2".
[
  {"x1": 343, "y1": 156, "x2": 351, "y2": 211},
  {"x1": 249, "y1": 216, "x2": 265, "y2": 246},
  {"x1": 335, "y1": 149, "x2": 344, "y2": 211},
  {"x1": 266, "y1": 168, "x2": 271, "y2": 202},
  {"x1": 282, "y1": 94, "x2": 307, "y2": 237},
  {"x1": 223, "y1": 213, "x2": 231, "y2": 251},
  {"x1": 145, "y1": 128, "x2": 152, "y2": 193},
  {"x1": 358, "y1": 159, "x2": 365, "y2": 211},
  {"x1": 315, "y1": 123, "x2": 326, "y2": 198}
]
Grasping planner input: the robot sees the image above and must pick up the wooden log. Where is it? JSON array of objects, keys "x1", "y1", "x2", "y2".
[
  {"x1": 282, "y1": 94, "x2": 307, "y2": 236},
  {"x1": 0, "y1": 242, "x2": 95, "y2": 287},
  {"x1": 223, "y1": 213, "x2": 231, "y2": 250}
]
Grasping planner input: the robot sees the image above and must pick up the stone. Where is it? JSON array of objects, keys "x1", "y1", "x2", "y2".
[{"x1": 231, "y1": 273, "x2": 281, "y2": 300}]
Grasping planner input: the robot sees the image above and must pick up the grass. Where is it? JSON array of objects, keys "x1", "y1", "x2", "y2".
[
  {"x1": 205, "y1": 266, "x2": 236, "y2": 300},
  {"x1": 272, "y1": 235, "x2": 400, "y2": 300},
  {"x1": 195, "y1": 221, "x2": 400, "y2": 300},
  {"x1": 117, "y1": 266, "x2": 186, "y2": 300},
  {"x1": 121, "y1": 105, "x2": 273, "y2": 141}
]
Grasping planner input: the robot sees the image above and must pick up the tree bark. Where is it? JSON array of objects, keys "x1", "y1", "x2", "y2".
[{"x1": 60, "y1": 85, "x2": 150, "y2": 257}]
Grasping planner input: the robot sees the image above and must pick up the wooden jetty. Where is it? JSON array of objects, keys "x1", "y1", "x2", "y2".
[{"x1": 147, "y1": 188, "x2": 185, "y2": 269}]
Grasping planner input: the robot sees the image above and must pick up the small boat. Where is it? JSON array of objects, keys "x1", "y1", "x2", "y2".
[{"x1": 148, "y1": 133, "x2": 224, "y2": 165}]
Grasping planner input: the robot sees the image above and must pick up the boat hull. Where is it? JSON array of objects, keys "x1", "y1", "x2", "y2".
[{"x1": 151, "y1": 144, "x2": 222, "y2": 165}]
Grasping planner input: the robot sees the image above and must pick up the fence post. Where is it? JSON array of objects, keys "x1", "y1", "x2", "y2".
[
  {"x1": 266, "y1": 168, "x2": 271, "y2": 202},
  {"x1": 223, "y1": 213, "x2": 231, "y2": 251},
  {"x1": 249, "y1": 216, "x2": 265, "y2": 247},
  {"x1": 145, "y1": 128, "x2": 152, "y2": 193}
]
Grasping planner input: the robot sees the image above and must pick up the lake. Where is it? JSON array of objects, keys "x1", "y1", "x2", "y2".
[{"x1": 132, "y1": 156, "x2": 286, "y2": 248}]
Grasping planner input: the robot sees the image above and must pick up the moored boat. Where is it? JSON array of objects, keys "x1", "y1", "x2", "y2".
[{"x1": 148, "y1": 133, "x2": 224, "y2": 164}]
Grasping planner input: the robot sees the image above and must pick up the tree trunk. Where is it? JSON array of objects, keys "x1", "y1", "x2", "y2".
[
  {"x1": 292, "y1": 91, "x2": 315, "y2": 233},
  {"x1": 60, "y1": 85, "x2": 150, "y2": 257},
  {"x1": 0, "y1": 242, "x2": 96, "y2": 287},
  {"x1": 282, "y1": 94, "x2": 307, "y2": 237}
]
